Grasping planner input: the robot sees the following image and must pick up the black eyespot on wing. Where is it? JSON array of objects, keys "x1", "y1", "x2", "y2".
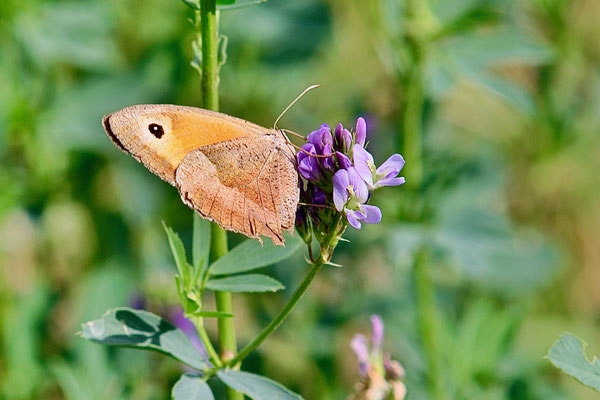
[{"x1": 148, "y1": 123, "x2": 165, "y2": 139}]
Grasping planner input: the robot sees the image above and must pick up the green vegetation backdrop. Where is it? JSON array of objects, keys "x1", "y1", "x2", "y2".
[{"x1": 1, "y1": 0, "x2": 600, "y2": 398}]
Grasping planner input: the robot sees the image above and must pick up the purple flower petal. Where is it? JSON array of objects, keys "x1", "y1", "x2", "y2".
[
  {"x1": 295, "y1": 207, "x2": 307, "y2": 228},
  {"x1": 334, "y1": 123, "x2": 345, "y2": 152},
  {"x1": 298, "y1": 143, "x2": 321, "y2": 181},
  {"x1": 321, "y1": 129, "x2": 334, "y2": 147},
  {"x1": 306, "y1": 130, "x2": 324, "y2": 152},
  {"x1": 376, "y1": 154, "x2": 405, "y2": 178},
  {"x1": 353, "y1": 144, "x2": 374, "y2": 187},
  {"x1": 355, "y1": 117, "x2": 367, "y2": 147},
  {"x1": 308, "y1": 125, "x2": 333, "y2": 153},
  {"x1": 335, "y1": 124, "x2": 352, "y2": 153},
  {"x1": 351, "y1": 334, "x2": 369, "y2": 378},
  {"x1": 373, "y1": 154, "x2": 405, "y2": 188},
  {"x1": 376, "y1": 176, "x2": 406, "y2": 188},
  {"x1": 335, "y1": 123, "x2": 343, "y2": 137},
  {"x1": 312, "y1": 188, "x2": 327, "y2": 205},
  {"x1": 346, "y1": 210, "x2": 364, "y2": 229},
  {"x1": 321, "y1": 143, "x2": 335, "y2": 171},
  {"x1": 168, "y1": 307, "x2": 210, "y2": 361},
  {"x1": 333, "y1": 169, "x2": 350, "y2": 211},
  {"x1": 359, "y1": 204, "x2": 382, "y2": 224},
  {"x1": 341, "y1": 129, "x2": 353, "y2": 152},
  {"x1": 351, "y1": 334, "x2": 369, "y2": 362},
  {"x1": 371, "y1": 315, "x2": 384, "y2": 350},
  {"x1": 348, "y1": 167, "x2": 369, "y2": 203},
  {"x1": 297, "y1": 143, "x2": 316, "y2": 163},
  {"x1": 336, "y1": 151, "x2": 352, "y2": 170}
]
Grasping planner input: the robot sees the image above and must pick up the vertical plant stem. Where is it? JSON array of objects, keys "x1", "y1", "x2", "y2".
[
  {"x1": 200, "y1": 0, "x2": 219, "y2": 112},
  {"x1": 198, "y1": 2, "x2": 242, "y2": 399},
  {"x1": 414, "y1": 248, "x2": 446, "y2": 400}
]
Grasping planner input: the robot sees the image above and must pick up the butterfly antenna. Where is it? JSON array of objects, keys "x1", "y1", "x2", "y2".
[
  {"x1": 273, "y1": 84, "x2": 321, "y2": 130},
  {"x1": 282, "y1": 128, "x2": 307, "y2": 141}
]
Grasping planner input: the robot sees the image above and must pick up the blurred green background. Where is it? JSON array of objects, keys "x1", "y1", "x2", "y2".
[{"x1": 1, "y1": 0, "x2": 600, "y2": 398}]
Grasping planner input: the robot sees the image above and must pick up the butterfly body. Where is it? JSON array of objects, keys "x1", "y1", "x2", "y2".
[{"x1": 103, "y1": 104, "x2": 299, "y2": 245}]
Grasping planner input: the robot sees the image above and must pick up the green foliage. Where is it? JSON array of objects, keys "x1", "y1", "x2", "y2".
[
  {"x1": 206, "y1": 274, "x2": 284, "y2": 292},
  {"x1": 193, "y1": 214, "x2": 211, "y2": 280},
  {"x1": 1, "y1": 0, "x2": 598, "y2": 398},
  {"x1": 217, "y1": 370, "x2": 303, "y2": 400},
  {"x1": 209, "y1": 234, "x2": 303, "y2": 275},
  {"x1": 81, "y1": 307, "x2": 207, "y2": 370},
  {"x1": 547, "y1": 333, "x2": 600, "y2": 392},
  {"x1": 173, "y1": 374, "x2": 215, "y2": 400}
]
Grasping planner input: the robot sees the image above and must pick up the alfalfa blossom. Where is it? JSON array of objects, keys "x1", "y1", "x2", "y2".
[
  {"x1": 295, "y1": 117, "x2": 405, "y2": 243},
  {"x1": 350, "y1": 315, "x2": 406, "y2": 400}
]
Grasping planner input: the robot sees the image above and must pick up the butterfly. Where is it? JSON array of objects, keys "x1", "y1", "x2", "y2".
[{"x1": 102, "y1": 104, "x2": 299, "y2": 245}]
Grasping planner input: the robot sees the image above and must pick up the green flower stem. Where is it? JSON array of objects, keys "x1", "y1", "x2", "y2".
[
  {"x1": 194, "y1": 316, "x2": 223, "y2": 367},
  {"x1": 200, "y1": 0, "x2": 219, "y2": 112},
  {"x1": 414, "y1": 247, "x2": 446, "y2": 400},
  {"x1": 226, "y1": 253, "x2": 326, "y2": 367},
  {"x1": 197, "y1": 2, "x2": 242, "y2": 399}
]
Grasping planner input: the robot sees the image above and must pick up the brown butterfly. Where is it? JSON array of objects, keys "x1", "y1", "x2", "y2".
[{"x1": 102, "y1": 104, "x2": 299, "y2": 245}]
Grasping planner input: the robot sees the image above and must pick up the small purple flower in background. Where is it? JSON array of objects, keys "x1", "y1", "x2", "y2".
[
  {"x1": 167, "y1": 307, "x2": 211, "y2": 366},
  {"x1": 296, "y1": 116, "x2": 405, "y2": 235},
  {"x1": 350, "y1": 315, "x2": 406, "y2": 400},
  {"x1": 128, "y1": 293, "x2": 147, "y2": 310}
]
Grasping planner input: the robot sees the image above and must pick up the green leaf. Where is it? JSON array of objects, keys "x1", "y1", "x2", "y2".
[
  {"x1": 217, "y1": 370, "x2": 303, "y2": 400},
  {"x1": 210, "y1": 234, "x2": 302, "y2": 275},
  {"x1": 81, "y1": 307, "x2": 207, "y2": 370},
  {"x1": 180, "y1": 0, "x2": 200, "y2": 10},
  {"x1": 188, "y1": 310, "x2": 234, "y2": 318},
  {"x1": 206, "y1": 274, "x2": 284, "y2": 293},
  {"x1": 163, "y1": 222, "x2": 191, "y2": 288},
  {"x1": 547, "y1": 332, "x2": 600, "y2": 391},
  {"x1": 218, "y1": 0, "x2": 266, "y2": 11},
  {"x1": 217, "y1": 0, "x2": 236, "y2": 5},
  {"x1": 172, "y1": 373, "x2": 214, "y2": 400},
  {"x1": 192, "y1": 214, "x2": 211, "y2": 281}
]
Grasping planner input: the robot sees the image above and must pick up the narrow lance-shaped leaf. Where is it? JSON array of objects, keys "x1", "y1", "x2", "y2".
[
  {"x1": 172, "y1": 373, "x2": 214, "y2": 400},
  {"x1": 81, "y1": 307, "x2": 207, "y2": 370},
  {"x1": 210, "y1": 234, "x2": 302, "y2": 275},
  {"x1": 547, "y1": 332, "x2": 600, "y2": 392},
  {"x1": 180, "y1": 0, "x2": 200, "y2": 10},
  {"x1": 192, "y1": 214, "x2": 211, "y2": 282},
  {"x1": 206, "y1": 274, "x2": 284, "y2": 293},
  {"x1": 163, "y1": 222, "x2": 191, "y2": 288},
  {"x1": 218, "y1": 0, "x2": 266, "y2": 11},
  {"x1": 217, "y1": 370, "x2": 303, "y2": 400}
]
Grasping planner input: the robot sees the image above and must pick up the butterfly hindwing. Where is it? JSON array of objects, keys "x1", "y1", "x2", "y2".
[{"x1": 175, "y1": 134, "x2": 298, "y2": 245}]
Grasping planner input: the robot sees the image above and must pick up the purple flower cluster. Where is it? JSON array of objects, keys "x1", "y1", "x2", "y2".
[
  {"x1": 351, "y1": 315, "x2": 407, "y2": 400},
  {"x1": 297, "y1": 117, "x2": 405, "y2": 231}
]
